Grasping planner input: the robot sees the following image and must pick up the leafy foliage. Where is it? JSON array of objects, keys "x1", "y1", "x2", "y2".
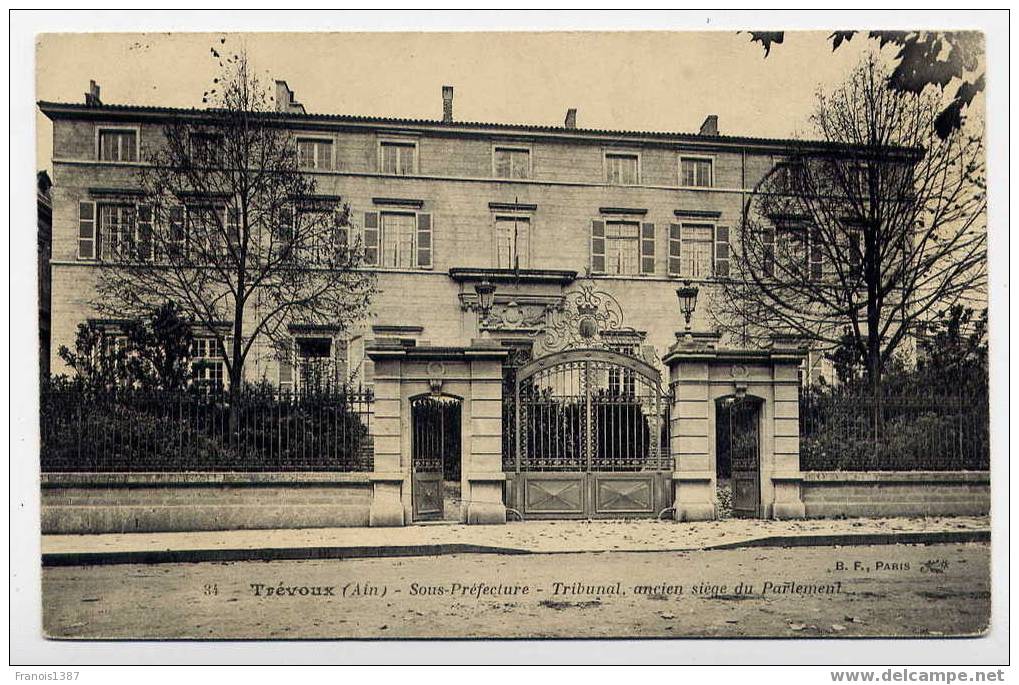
[{"x1": 745, "y1": 30, "x2": 984, "y2": 138}]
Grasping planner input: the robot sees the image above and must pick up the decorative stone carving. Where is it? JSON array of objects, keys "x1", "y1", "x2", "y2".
[{"x1": 426, "y1": 361, "x2": 445, "y2": 395}]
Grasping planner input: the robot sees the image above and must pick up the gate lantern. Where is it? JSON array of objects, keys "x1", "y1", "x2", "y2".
[
  {"x1": 474, "y1": 280, "x2": 497, "y2": 338},
  {"x1": 675, "y1": 280, "x2": 699, "y2": 333}
]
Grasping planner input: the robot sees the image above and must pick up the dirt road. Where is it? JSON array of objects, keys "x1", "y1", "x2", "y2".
[{"x1": 43, "y1": 543, "x2": 989, "y2": 639}]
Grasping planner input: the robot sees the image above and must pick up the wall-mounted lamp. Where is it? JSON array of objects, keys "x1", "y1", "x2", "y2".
[{"x1": 474, "y1": 280, "x2": 497, "y2": 338}]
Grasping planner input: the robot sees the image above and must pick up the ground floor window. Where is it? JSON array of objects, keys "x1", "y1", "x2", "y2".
[{"x1": 191, "y1": 336, "x2": 226, "y2": 391}]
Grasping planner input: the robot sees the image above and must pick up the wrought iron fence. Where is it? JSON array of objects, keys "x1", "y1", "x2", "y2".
[
  {"x1": 40, "y1": 382, "x2": 374, "y2": 472},
  {"x1": 799, "y1": 390, "x2": 989, "y2": 471}
]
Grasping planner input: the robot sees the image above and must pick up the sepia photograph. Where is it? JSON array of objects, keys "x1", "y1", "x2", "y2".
[{"x1": 11, "y1": 10, "x2": 1008, "y2": 668}]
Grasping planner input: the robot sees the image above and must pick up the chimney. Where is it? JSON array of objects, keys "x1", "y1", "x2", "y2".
[
  {"x1": 699, "y1": 115, "x2": 719, "y2": 136},
  {"x1": 274, "y1": 80, "x2": 306, "y2": 115},
  {"x1": 564, "y1": 108, "x2": 577, "y2": 129},
  {"x1": 84, "y1": 80, "x2": 101, "y2": 106},
  {"x1": 442, "y1": 85, "x2": 454, "y2": 123}
]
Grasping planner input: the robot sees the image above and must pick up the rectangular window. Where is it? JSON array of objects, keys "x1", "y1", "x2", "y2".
[
  {"x1": 495, "y1": 215, "x2": 530, "y2": 269},
  {"x1": 78, "y1": 201, "x2": 96, "y2": 260},
  {"x1": 493, "y1": 147, "x2": 530, "y2": 179},
  {"x1": 98, "y1": 128, "x2": 138, "y2": 162},
  {"x1": 681, "y1": 157, "x2": 713, "y2": 188},
  {"x1": 99, "y1": 203, "x2": 137, "y2": 262},
  {"x1": 296, "y1": 336, "x2": 335, "y2": 390},
  {"x1": 191, "y1": 336, "x2": 226, "y2": 391},
  {"x1": 605, "y1": 153, "x2": 639, "y2": 185},
  {"x1": 297, "y1": 138, "x2": 333, "y2": 170},
  {"x1": 607, "y1": 342, "x2": 639, "y2": 396},
  {"x1": 379, "y1": 141, "x2": 416, "y2": 175},
  {"x1": 680, "y1": 223, "x2": 715, "y2": 278},
  {"x1": 809, "y1": 227, "x2": 823, "y2": 280},
  {"x1": 604, "y1": 220, "x2": 641, "y2": 275},
  {"x1": 380, "y1": 212, "x2": 417, "y2": 268}
]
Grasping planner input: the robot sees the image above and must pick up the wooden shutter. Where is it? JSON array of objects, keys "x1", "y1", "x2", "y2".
[
  {"x1": 668, "y1": 223, "x2": 682, "y2": 277},
  {"x1": 591, "y1": 219, "x2": 605, "y2": 274},
  {"x1": 715, "y1": 226, "x2": 730, "y2": 278},
  {"x1": 333, "y1": 336, "x2": 348, "y2": 387},
  {"x1": 363, "y1": 211, "x2": 379, "y2": 266},
  {"x1": 333, "y1": 210, "x2": 349, "y2": 264},
  {"x1": 809, "y1": 227, "x2": 823, "y2": 280},
  {"x1": 416, "y1": 213, "x2": 432, "y2": 268},
  {"x1": 278, "y1": 206, "x2": 294, "y2": 259},
  {"x1": 278, "y1": 337, "x2": 294, "y2": 392},
  {"x1": 640, "y1": 222, "x2": 655, "y2": 275},
  {"x1": 762, "y1": 227, "x2": 775, "y2": 277},
  {"x1": 137, "y1": 204, "x2": 154, "y2": 261},
  {"x1": 78, "y1": 201, "x2": 96, "y2": 260}
]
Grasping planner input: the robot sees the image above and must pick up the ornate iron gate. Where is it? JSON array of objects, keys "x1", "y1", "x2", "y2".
[
  {"x1": 506, "y1": 349, "x2": 671, "y2": 518},
  {"x1": 411, "y1": 396, "x2": 461, "y2": 521}
]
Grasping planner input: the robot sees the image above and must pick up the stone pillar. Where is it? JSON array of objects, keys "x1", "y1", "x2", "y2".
[
  {"x1": 464, "y1": 345, "x2": 508, "y2": 524},
  {"x1": 770, "y1": 349, "x2": 806, "y2": 519},
  {"x1": 666, "y1": 347, "x2": 717, "y2": 521},
  {"x1": 367, "y1": 354, "x2": 406, "y2": 527}
]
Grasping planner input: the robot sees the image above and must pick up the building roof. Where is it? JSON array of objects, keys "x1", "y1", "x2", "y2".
[{"x1": 37, "y1": 100, "x2": 913, "y2": 157}]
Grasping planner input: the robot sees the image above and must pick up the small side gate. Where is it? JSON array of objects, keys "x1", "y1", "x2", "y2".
[
  {"x1": 411, "y1": 395, "x2": 461, "y2": 521},
  {"x1": 505, "y1": 349, "x2": 672, "y2": 519},
  {"x1": 719, "y1": 396, "x2": 762, "y2": 518}
]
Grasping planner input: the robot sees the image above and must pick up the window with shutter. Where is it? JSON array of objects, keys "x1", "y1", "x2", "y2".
[
  {"x1": 640, "y1": 222, "x2": 655, "y2": 275},
  {"x1": 715, "y1": 226, "x2": 730, "y2": 278},
  {"x1": 668, "y1": 223, "x2": 682, "y2": 277},
  {"x1": 78, "y1": 201, "x2": 96, "y2": 260},
  {"x1": 416, "y1": 213, "x2": 432, "y2": 268},
  {"x1": 591, "y1": 220, "x2": 606, "y2": 274},
  {"x1": 363, "y1": 211, "x2": 379, "y2": 266}
]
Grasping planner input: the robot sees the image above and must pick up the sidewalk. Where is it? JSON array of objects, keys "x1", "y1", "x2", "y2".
[{"x1": 41, "y1": 515, "x2": 990, "y2": 565}]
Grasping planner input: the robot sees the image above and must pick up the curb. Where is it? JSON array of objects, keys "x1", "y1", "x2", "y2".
[
  {"x1": 41, "y1": 529, "x2": 989, "y2": 567},
  {"x1": 705, "y1": 529, "x2": 990, "y2": 550}
]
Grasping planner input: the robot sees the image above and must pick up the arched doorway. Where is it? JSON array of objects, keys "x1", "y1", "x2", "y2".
[
  {"x1": 715, "y1": 395, "x2": 763, "y2": 518},
  {"x1": 410, "y1": 395, "x2": 462, "y2": 521}
]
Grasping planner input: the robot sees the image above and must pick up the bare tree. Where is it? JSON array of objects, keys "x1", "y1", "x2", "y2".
[
  {"x1": 715, "y1": 56, "x2": 986, "y2": 399},
  {"x1": 95, "y1": 48, "x2": 376, "y2": 408}
]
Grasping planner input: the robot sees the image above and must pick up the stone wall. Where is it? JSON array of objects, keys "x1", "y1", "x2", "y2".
[
  {"x1": 801, "y1": 471, "x2": 990, "y2": 518},
  {"x1": 41, "y1": 472, "x2": 373, "y2": 534}
]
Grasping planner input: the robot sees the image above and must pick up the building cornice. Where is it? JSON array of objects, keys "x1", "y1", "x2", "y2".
[{"x1": 37, "y1": 100, "x2": 921, "y2": 158}]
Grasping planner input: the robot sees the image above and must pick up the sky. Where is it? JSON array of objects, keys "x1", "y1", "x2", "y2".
[{"x1": 36, "y1": 30, "x2": 884, "y2": 172}]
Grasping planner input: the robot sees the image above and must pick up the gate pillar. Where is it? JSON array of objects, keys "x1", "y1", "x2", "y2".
[
  {"x1": 663, "y1": 333, "x2": 807, "y2": 521},
  {"x1": 464, "y1": 345, "x2": 509, "y2": 524},
  {"x1": 368, "y1": 351, "x2": 408, "y2": 526},
  {"x1": 366, "y1": 341, "x2": 508, "y2": 526}
]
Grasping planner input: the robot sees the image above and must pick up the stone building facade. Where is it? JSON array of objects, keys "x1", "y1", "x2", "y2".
[
  {"x1": 41, "y1": 82, "x2": 838, "y2": 388},
  {"x1": 39, "y1": 82, "x2": 857, "y2": 525}
]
